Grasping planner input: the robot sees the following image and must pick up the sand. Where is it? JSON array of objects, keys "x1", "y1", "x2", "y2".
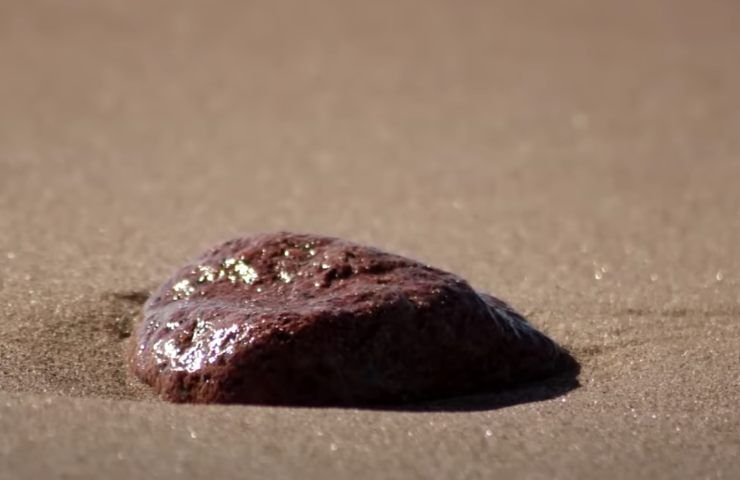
[{"x1": 1, "y1": 0, "x2": 739, "y2": 478}]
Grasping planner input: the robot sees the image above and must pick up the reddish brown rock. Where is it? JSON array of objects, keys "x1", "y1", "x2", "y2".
[{"x1": 130, "y1": 232, "x2": 576, "y2": 405}]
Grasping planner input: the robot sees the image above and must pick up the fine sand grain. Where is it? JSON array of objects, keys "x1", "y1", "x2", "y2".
[{"x1": 1, "y1": 0, "x2": 739, "y2": 478}]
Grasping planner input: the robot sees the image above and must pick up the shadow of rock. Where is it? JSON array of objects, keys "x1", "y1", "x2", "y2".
[{"x1": 401, "y1": 367, "x2": 580, "y2": 413}]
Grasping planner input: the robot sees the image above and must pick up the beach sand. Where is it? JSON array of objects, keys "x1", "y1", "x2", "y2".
[{"x1": 1, "y1": 0, "x2": 738, "y2": 478}]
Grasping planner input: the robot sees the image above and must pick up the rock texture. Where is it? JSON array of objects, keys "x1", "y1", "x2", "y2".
[{"x1": 130, "y1": 232, "x2": 576, "y2": 405}]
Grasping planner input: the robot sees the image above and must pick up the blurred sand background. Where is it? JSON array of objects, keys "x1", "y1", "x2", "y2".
[{"x1": 1, "y1": 0, "x2": 739, "y2": 478}]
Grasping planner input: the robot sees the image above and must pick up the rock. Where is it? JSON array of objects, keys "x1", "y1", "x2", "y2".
[{"x1": 130, "y1": 232, "x2": 576, "y2": 405}]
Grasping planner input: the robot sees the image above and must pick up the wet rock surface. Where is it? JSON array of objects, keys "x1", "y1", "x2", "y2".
[{"x1": 130, "y1": 232, "x2": 577, "y2": 405}]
